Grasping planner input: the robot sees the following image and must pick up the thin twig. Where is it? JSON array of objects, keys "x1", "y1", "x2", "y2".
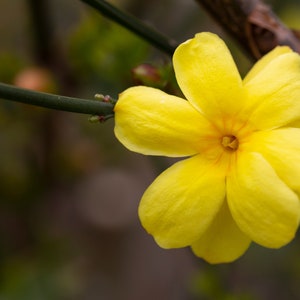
[
  {"x1": 80, "y1": 0, "x2": 177, "y2": 56},
  {"x1": 0, "y1": 82, "x2": 114, "y2": 116}
]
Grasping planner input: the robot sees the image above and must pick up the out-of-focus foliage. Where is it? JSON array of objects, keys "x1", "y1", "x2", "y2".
[
  {"x1": 0, "y1": 53, "x2": 24, "y2": 84},
  {"x1": 0, "y1": 0, "x2": 300, "y2": 299},
  {"x1": 68, "y1": 14, "x2": 150, "y2": 91}
]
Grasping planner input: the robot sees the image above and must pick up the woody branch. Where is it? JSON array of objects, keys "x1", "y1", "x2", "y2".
[{"x1": 195, "y1": 0, "x2": 300, "y2": 60}]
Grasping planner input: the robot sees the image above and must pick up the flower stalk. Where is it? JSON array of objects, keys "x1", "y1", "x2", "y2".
[
  {"x1": 80, "y1": 0, "x2": 177, "y2": 56},
  {"x1": 0, "y1": 82, "x2": 114, "y2": 116}
]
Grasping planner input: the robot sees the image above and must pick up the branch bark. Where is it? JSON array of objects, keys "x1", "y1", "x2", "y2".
[{"x1": 195, "y1": 0, "x2": 300, "y2": 60}]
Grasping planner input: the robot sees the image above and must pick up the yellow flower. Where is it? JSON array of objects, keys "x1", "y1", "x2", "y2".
[{"x1": 114, "y1": 32, "x2": 300, "y2": 263}]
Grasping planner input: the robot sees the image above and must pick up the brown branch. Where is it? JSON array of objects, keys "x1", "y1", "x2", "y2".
[{"x1": 195, "y1": 0, "x2": 300, "y2": 60}]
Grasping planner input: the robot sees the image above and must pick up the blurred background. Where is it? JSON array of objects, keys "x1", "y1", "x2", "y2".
[{"x1": 0, "y1": 0, "x2": 300, "y2": 299}]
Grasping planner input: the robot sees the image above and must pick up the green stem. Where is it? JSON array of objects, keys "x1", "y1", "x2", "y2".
[
  {"x1": 80, "y1": 0, "x2": 177, "y2": 56},
  {"x1": 0, "y1": 82, "x2": 114, "y2": 116}
]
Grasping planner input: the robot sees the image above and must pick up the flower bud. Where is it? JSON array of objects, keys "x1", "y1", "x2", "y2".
[{"x1": 132, "y1": 63, "x2": 164, "y2": 88}]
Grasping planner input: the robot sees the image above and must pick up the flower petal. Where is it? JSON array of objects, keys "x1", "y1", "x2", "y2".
[
  {"x1": 244, "y1": 51, "x2": 300, "y2": 129},
  {"x1": 243, "y1": 128, "x2": 300, "y2": 194},
  {"x1": 114, "y1": 86, "x2": 214, "y2": 157},
  {"x1": 243, "y1": 46, "x2": 293, "y2": 84},
  {"x1": 227, "y1": 152, "x2": 300, "y2": 248},
  {"x1": 173, "y1": 32, "x2": 244, "y2": 118},
  {"x1": 138, "y1": 155, "x2": 226, "y2": 248},
  {"x1": 191, "y1": 201, "x2": 251, "y2": 264}
]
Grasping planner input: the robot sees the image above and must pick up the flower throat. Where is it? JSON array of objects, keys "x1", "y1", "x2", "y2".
[{"x1": 221, "y1": 135, "x2": 239, "y2": 151}]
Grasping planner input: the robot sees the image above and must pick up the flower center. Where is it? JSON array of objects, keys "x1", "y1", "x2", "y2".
[{"x1": 221, "y1": 135, "x2": 239, "y2": 151}]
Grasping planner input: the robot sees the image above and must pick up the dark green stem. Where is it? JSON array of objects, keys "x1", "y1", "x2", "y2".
[
  {"x1": 80, "y1": 0, "x2": 177, "y2": 56},
  {"x1": 0, "y1": 82, "x2": 114, "y2": 116}
]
